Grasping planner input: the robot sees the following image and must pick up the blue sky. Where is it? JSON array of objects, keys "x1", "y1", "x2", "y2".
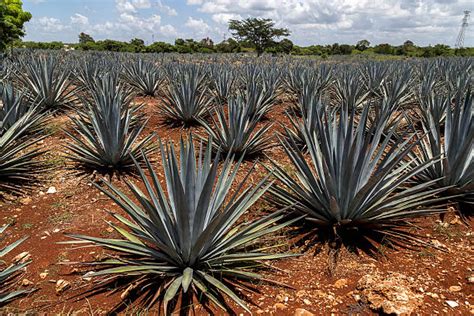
[{"x1": 23, "y1": 0, "x2": 473, "y2": 47}]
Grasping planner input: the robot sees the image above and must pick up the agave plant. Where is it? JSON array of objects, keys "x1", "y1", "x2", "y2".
[
  {"x1": 444, "y1": 59, "x2": 472, "y2": 94},
  {"x1": 285, "y1": 95, "x2": 325, "y2": 150},
  {"x1": 210, "y1": 64, "x2": 235, "y2": 104},
  {"x1": 284, "y1": 64, "x2": 332, "y2": 115},
  {"x1": 283, "y1": 63, "x2": 307, "y2": 97},
  {"x1": 0, "y1": 105, "x2": 46, "y2": 195},
  {"x1": 242, "y1": 79, "x2": 278, "y2": 119},
  {"x1": 410, "y1": 88, "x2": 473, "y2": 213},
  {"x1": 123, "y1": 59, "x2": 163, "y2": 97},
  {"x1": 64, "y1": 137, "x2": 296, "y2": 314},
  {"x1": 74, "y1": 57, "x2": 110, "y2": 91},
  {"x1": 161, "y1": 65, "x2": 212, "y2": 126},
  {"x1": 417, "y1": 93, "x2": 450, "y2": 126},
  {"x1": 270, "y1": 104, "x2": 448, "y2": 253},
  {"x1": 292, "y1": 68, "x2": 332, "y2": 115},
  {"x1": 0, "y1": 225, "x2": 33, "y2": 307},
  {"x1": 85, "y1": 71, "x2": 145, "y2": 127},
  {"x1": 65, "y1": 73, "x2": 155, "y2": 175},
  {"x1": 0, "y1": 83, "x2": 31, "y2": 131},
  {"x1": 17, "y1": 55, "x2": 78, "y2": 112},
  {"x1": 370, "y1": 67, "x2": 414, "y2": 132},
  {"x1": 333, "y1": 67, "x2": 370, "y2": 109},
  {"x1": 361, "y1": 61, "x2": 390, "y2": 95},
  {"x1": 202, "y1": 96, "x2": 273, "y2": 158}
]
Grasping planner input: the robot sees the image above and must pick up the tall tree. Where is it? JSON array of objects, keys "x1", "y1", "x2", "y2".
[
  {"x1": 78, "y1": 32, "x2": 94, "y2": 44},
  {"x1": 0, "y1": 0, "x2": 32, "y2": 51},
  {"x1": 228, "y1": 18, "x2": 290, "y2": 56},
  {"x1": 278, "y1": 38, "x2": 294, "y2": 54},
  {"x1": 356, "y1": 39, "x2": 370, "y2": 51},
  {"x1": 130, "y1": 38, "x2": 145, "y2": 52}
]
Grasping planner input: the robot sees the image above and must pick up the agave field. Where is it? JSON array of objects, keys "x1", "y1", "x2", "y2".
[{"x1": 0, "y1": 51, "x2": 472, "y2": 314}]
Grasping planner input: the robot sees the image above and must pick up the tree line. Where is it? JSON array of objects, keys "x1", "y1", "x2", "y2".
[{"x1": 15, "y1": 36, "x2": 474, "y2": 57}]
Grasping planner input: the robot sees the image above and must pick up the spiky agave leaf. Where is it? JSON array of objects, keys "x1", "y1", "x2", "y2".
[
  {"x1": 283, "y1": 62, "x2": 307, "y2": 97},
  {"x1": 0, "y1": 82, "x2": 30, "y2": 132},
  {"x1": 202, "y1": 96, "x2": 273, "y2": 158},
  {"x1": 242, "y1": 79, "x2": 277, "y2": 119},
  {"x1": 0, "y1": 224, "x2": 33, "y2": 307},
  {"x1": 333, "y1": 67, "x2": 370, "y2": 110},
  {"x1": 0, "y1": 106, "x2": 46, "y2": 196},
  {"x1": 361, "y1": 61, "x2": 390, "y2": 95},
  {"x1": 123, "y1": 59, "x2": 163, "y2": 97},
  {"x1": 63, "y1": 137, "x2": 297, "y2": 314},
  {"x1": 84, "y1": 71, "x2": 145, "y2": 128},
  {"x1": 161, "y1": 65, "x2": 212, "y2": 126},
  {"x1": 284, "y1": 95, "x2": 325, "y2": 151},
  {"x1": 269, "y1": 104, "x2": 450, "y2": 254},
  {"x1": 74, "y1": 57, "x2": 110, "y2": 91},
  {"x1": 65, "y1": 74, "x2": 156, "y2": 175},
  {"x1": 17, "y1": 54, "x2": 79, "y2": 112},
  {"x1": 410, "y1": 88, "x2": 473, "y2": 212},
  {"x1": 210, "y1": 64, "x2": 236, "y2": 104},
  {"x1": 370, "y1": 66, "x2": 414, "y2": 133}
]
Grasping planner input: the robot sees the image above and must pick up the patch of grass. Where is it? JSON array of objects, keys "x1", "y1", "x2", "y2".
[
  {"x1": 22, "y1": 223, "x2": 34, "y2": 230},
  {"x1": 51, "y1": 201, "x2": 66, "y2": 209},
  {"x1": 48, "y1": 211, "x2": 73, "y2": 224}
]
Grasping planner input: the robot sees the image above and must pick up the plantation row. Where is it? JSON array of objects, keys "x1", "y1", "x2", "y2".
[{"x1": 0, "y1": 52, "x2": 472, "y2": 313}]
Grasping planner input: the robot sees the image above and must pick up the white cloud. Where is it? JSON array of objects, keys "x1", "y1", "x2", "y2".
[
  {"x1": 185, "y1": 17, "x2": 211, "y2": 35},
  {"x1": 132, "y1": 0, "x2": 152, "y2": 9},
  {"x1": 118, "y1": 13, "x2": 162, "y2": 32},
  {"x1": 92, "y1": 22, "x2": 116, "y2": 35},
  {"x1": 23, "y1": 0, "x2": 474, "y2": 46},
  {"x1": 185, "y1": 17, "x2": 209, "y2": 29},
  {"x1": 70, "y1": 13, "x2": 89, "y2": 25},
  {"x1": 157, "y1": 0, "x2": 178, "y2": 16},
  {"x1": 160, "y1": 24, "x2": 178, "y2": 36},
  {"x1": 116, "y1": 0, "x2": 136, "y2": 13},
  {"x1": 36, "y1": 17, "x2": 66, "y2": 32},
  {"x1": 211, "y1": 13, "x2": 242, "y2": 24},
  {"x1": 187, "y1": 0, "x2": 473, "y2": 45}
]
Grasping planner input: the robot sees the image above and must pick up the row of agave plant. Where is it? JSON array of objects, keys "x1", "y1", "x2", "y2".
[{"x1": 0, "y1": 51, "x2": 472, "y2": 313}]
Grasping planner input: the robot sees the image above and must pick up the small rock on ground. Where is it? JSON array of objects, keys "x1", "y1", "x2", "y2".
[{"x1": 356, "y1": 272, "x2": 423, "y2": 315}]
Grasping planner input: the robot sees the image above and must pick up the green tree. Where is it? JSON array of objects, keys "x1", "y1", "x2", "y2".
[
  {"x1": 0, "y1": 0, "x2": 32, "y2": 51},
  {"x1": 130, "y1": 38, "x2": 145, "y2": 52},
  {"x1": 356, "y1": 39, "x2": 370, "y2": 51},
  {"x1": 373, "y1": 43, "x2": 394, "y2": 55},
  {"x1": 215, "y1": 38, "x2": 241, "y2": 53},
  {"x1": 147, "y1": 41, "x2": 175, "y2": 53},
  {"x1": 174, "y1": 38, "x2": 185, "y2": 46},
  {"x1": 228, "y1": 18, "x2": 290, "y2": 56},
  {"x1": 278, "y1": 38, "x2": 293, "y2": 54},
  {"x1": 78, "y1": 32, "x2": 94, "y2": 44},
  {"x1": 402, "y1": 40, "x2": 416, "y2": 56}
]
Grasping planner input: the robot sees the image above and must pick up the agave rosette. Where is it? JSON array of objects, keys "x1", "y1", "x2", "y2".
[
  {"x1": 270, "y1": 104, "x2": 449, "y2": 252},
  {"x1": 64, "y1": 137, "x2": 297, "y2": 313}
]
